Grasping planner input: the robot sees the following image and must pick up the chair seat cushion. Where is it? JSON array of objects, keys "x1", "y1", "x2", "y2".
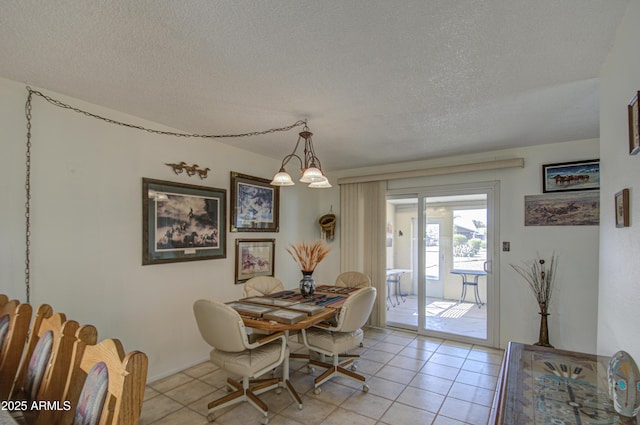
[
  {"x1": 300, "y1": 328, "x2": 363, "y2": 355},
  {"x1": 210, "y1": 340, "x2": 288, "y2": 377}
]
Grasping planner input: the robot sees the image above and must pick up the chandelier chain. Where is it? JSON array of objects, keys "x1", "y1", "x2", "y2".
[
  {"x1": 24, "y1": 90, "x2": 33, "y2": 303},
  {"x1": 23, "y1": 86, "x2": 308, "y2": 303},
  {"x1": 27, "y1": 87, "x2": 306, "y2": 139}
]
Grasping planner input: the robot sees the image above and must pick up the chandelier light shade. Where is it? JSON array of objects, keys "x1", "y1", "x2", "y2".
[{"x1": 270, "y1": 123, "x2": 331, "y2": 188}]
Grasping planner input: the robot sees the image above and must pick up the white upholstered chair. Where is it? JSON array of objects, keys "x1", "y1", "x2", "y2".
[
  {"x1": 335, "y1": 271, "x2": 371, "y2": 289},
  {"x1": 299, "y1": 287, "x2": 376, "y2": 394},
  {"x1": 193, "y1": 299, "x2": 300, "y2": 424},
  {"x1": 243, "y1": 276, "x2": 285, "y2": 297}
]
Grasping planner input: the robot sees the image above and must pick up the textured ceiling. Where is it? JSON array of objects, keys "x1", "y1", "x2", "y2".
[{"x1": 0, "y1": 0, "x2": 630, "y2": 170}]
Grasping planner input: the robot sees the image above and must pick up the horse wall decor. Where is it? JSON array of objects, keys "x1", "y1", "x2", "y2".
[{"x1": 165, "y1": 162, "x2": 210, "y2": 179}]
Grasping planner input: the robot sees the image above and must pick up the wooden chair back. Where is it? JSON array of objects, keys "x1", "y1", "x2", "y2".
[
  {"x1": 12, "y1": 304, "x2": 84, "y2": 425},
  {"x1": 60, "y1": 326, "x2": 148, "y2": 425},
  {"x1": 0, "y1": 297, "x2": 32, "y2": 400}
]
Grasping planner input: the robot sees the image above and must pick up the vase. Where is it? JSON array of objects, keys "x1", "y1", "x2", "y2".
[
  {"x1": 534, "y1": 303, "x2": 554, "y2": 348},
  {"x1": 299, "y1": 271, "x2": 316, "y2": 297}
]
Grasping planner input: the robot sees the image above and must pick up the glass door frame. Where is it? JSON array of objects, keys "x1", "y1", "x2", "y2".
[{"x1": 387, "y1": 181, "x2": 500, "y2": 347}]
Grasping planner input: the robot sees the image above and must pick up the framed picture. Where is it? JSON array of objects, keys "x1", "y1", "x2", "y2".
[
  {"x1": 615, "y1": 189, "x2": 630, "y2": 228},
  {"x1": 230, "y1": 172, "x2": 280, "y2": 232},
  {"x1": 525, "y1": 191, "x2": 600, "y2": 226},
  {"x1": 142, "y1": 178, "x2": 226, "y2": 265},
  {"x1": 542, "y1": 159, "x2": 600, "y2": 193},
  {"x1": 629, "y1": 92, "x2": 640, "y2": 155},
  {"x1": 235, "y1": 238, "x2": 275, "y2": 283}
]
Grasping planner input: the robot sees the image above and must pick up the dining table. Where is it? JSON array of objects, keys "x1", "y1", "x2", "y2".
[
  {"x1": 450, "y1": 269, "x2": 486, "y2": 307},
  {"x1": 230, "y1": 285, "x2": 361, "y2": 409}
]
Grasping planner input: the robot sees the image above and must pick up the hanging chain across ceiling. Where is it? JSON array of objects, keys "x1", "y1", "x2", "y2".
[{"x1": 23, "y1": 86, "x2": 306, "y2": 303}]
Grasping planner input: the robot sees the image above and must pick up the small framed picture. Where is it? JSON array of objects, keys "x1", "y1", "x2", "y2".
[
  {"x1": 615, "y1": 189, "x2": 630, "y2": 228},
  {"x1": 629, "y1": 92, "x2": 640, "y2": 155},
  {"x1": 230, "y1": 172, "x2": 280, "y2": 232},
  {"x1": 542, "y1": 159, "x2": 600, "y2": 193},
  {"x1": 235, "y1": 239, "x2": 275, "y2": 283}
]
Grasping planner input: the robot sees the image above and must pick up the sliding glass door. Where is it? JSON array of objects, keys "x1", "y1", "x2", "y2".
[{"x1": 386, "y1": 182, "x2": 498, "y2": 346}]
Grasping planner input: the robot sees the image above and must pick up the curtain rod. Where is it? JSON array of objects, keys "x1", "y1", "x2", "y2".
[{"x1": 336, "y1": 158, "x2": 525, "y2": 185}]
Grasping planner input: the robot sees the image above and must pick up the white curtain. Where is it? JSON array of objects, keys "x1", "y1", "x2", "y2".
[{"x1": 340, "y1": 181, "x2": 387, "y2": 326}]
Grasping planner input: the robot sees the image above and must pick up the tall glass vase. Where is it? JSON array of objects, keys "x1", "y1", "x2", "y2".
[
  {"x1": 534, "y1": 302, "x2": 554, "y2": 348},
  {"x1": 299, "y1": 271, "x2": 316, "y2": 297}
]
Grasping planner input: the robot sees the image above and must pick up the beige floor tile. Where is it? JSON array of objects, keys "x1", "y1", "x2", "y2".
[
  {"x1": 461, "y1": 358, "x2": 502, "y2": 377},
  {"x1": 410, "y1": 336, "x2": 444, "y2": 351},
  {"x1": 148, "y1": 407, "x2": 208, "y2": 425},
  {"x1": 429, "y1": 352, "x2": 466, "y2": 368},
  {"x1": 409, "y1": 373, "x2": 454, "y2": 395},
  {"x1": 420, "y1": 362, "x2": 461, "y2": 380},
  {"x1": 438, "y1": 397, "x2": 491, "y2": 424},
  {"x1": 164, "y1": 379, "x2": 216, "y2": 406},
  {"x1": 319, "y1": 407, "x2": 378, "y2": 425},
  {"x1": 360, "y1": 348, "x2": 395, "y2": 364},
  {"x1": 364, "y1": 376, "x2": 406, "y2": 400},
  {"x1": 279, "y1": 395, "x2": 337, "y2": 425},
  {"x1": 139, "y1": 394, "x2": 183, "y2": 424},
  {"x1": 340, "y1": 391, "x2": 393, "y2": 420},
  {"x1": 466, "y1": 349, "x2": 504, "y2": 365},
  {"x1": 144, "y1": 386, "x2": 160, "y2": 401},
  {"x1": 182, "y1": 361, "x2": 219, "y2": 378},
  {"x1": 432, "y1": 414, "x2": 468, "y2": 424},
  {"x1": 379, "y1": 402, "x2": 436, "y2": 425},
  {"x1": 374, "y1": 364, "x2": 417, "y2": 385},
  {"x1": 149, "y1": 372, "x2": 195, "y2": 393},
  {"x1": 387, "y1": 353, "x2": 427, "y2": 371},
  {"x1": 268, "y1": 415, "x2": 306, "y2": 425},
  {"x1": 371, "y1": 341, "x2": 406, "y2": 354},
  {"x1": 455, "y1": 369, "x2": 498, "y2": 391},
  {"x1": 306, "y1": 380, "x2": 357, "y2": 406},
  {"x1": 381, "y1": 333, "x2": 415, "y2": 346},
  {"x1": 447, "y1": 382, "x2": 495, "y2": 407},
  {"x1": 436, "y1": 344, "x2": 472, "y2": 358},
  {"x1": 398, "y1": 345, "x2": 435, "y2": 361},
  {"x1": 396, "y1": 386, "x2": 445, "y2": 413}
]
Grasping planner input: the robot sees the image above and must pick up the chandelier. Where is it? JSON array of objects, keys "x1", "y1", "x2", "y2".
[{"x1": 270, "y1": 122, "x2": 331, "y2": 188}]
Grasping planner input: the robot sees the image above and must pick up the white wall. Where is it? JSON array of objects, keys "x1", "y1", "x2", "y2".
[
  {"x1": 325, "y1": 139, "x2": 600, "y2": 352},
  {"x1": 598, "y1": 0, "x2": 640, "y2": 359},
  {"x1": 0, "y1": 77, "x2": 331, "y2": 381}
]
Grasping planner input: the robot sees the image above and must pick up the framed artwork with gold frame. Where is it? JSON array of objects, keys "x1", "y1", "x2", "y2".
[
  {"x1": 628, "y1": 91, "x2": 640, "y2": 155},
  {"x1": 615, "y1": 188, "x2": 630, "y2": 228}
]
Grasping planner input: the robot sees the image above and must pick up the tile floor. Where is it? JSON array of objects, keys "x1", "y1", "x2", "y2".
[{"x1": 141, "y1": 327, "x2": 504, "y2": 425}]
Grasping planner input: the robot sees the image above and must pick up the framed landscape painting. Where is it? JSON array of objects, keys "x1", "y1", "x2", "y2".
[
  {"x1": 230, "y1": 172, "x2": 280, "y2": 232},
  {"x1": 525, "y1": 191, "x2": 600, "y2": 226},
  {"x1": 142, "y1": 178, "x2": 226, "y2": 265},
  {"x1": 542, "y1": 159, "x2": 600, "y2": 193},
  {"x1": 235, "y1": 239, "x2": 275, "y2": 283}
]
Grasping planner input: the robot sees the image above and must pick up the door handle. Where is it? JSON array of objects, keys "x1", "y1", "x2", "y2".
[{"x1": 483, "y1": 261, "x2": 490, "y2": 273}]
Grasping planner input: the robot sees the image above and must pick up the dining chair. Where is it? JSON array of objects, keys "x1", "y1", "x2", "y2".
[
  {"x1": 11, "y1": 304, "x2": 82, "y2": 425},
  {"x1": 335, "y1": 271, "x2": 371, "y2": 289},
  {"x1": 0, "y1": 297, "x2": 32, "y2": 401},
  {"x1": 193, "y1": 299, "x2": 297, "y2": 424},
  {"x1": 59, "y1": 325, "x2": 148, "y2": 425},
  {"x1": 243, "y1": 276, "x2": 285, "y2": 297},
  {"x1": 299, "y1": 287, "x2": 376, "y2": 394}
]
